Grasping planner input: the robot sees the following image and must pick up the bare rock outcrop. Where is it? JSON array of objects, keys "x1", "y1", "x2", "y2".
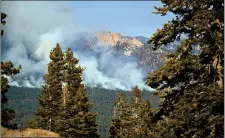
[{"x1": 95, "y1": 31, "x2": 144, "y2": 55}]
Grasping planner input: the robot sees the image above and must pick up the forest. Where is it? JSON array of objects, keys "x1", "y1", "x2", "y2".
[
  {"x1": 1, "y1": 0, "x2": 224, "y2": 138},
  {"x1": 5, "y1": 86, "x2": 159, "y2": 137}
]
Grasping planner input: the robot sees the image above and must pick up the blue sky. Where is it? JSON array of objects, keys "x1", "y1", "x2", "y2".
[{"x1": 69, "y1": 1, "x2": 175, "y2": 38}]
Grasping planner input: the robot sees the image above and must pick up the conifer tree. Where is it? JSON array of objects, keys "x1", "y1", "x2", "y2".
[
  {"x1": 130, "y1": 86, "x2": 142, "y2": 116},
  {"x1": 125, "y1": 86, "x2": 153, "y2": 138},
  {"x1": 109, "y1": 93, "x2": 129, "y2": 138},
  {"x1": 1, "y1": 12, "x2": 21, "y2": 129},
  {"x1": 146, "y1": 0, "x2": 224, "y2": 137},
  {"x1": 29, "y1": 43, "x2": 64, "y2": 132},
  {"x1": 128, "y1": 86, "x2": 143, "y2": 137},
  {"x1": 58, "y1": 48, "x2": 99, "y2": 137},
  {"x1": 131, "y1": 86, "x2": 141, "y2": 110},
  {"x1": 1, "y1": 61, "x2": 21, "y2": 129},
  {"x1": 63, "y1": 48, "x2": 83, "y2": 96},
  {"x1": 109, "y1": 87, "x2": 150, "y2": 138},
  {"x1": 139, "y1": 100, "x2": 152, "y2": 137}
]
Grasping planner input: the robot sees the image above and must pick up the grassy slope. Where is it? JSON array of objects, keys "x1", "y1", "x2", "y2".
[
  {"x1": 1, "y1": 127, "x2": 60, "y2": 137},
  {"x1": 6, "y1": 86, "x2": 159, "y2": 137}
]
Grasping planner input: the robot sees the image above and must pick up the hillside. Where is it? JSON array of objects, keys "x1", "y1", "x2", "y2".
[
  {"x1": 6, "y1": 86, "x2": 159, "y2": 137},
  {"x1": 1, "y1": 127, "x2": 60, "y2": 137}
]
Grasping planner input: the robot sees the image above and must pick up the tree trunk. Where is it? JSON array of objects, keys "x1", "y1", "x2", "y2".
[{"x1": 213, "y1": 55, "x2": 223, "y2": 89}]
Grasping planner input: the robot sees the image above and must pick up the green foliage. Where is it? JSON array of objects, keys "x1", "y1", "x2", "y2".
[
  {"x1": 6, "y1": 87, "x2": 41, "y2": 129},
  {"x1": 29, "y1": 43, "x2": 64, "y2": 132},
  {"x1": 65, "y1": 85, "x2": 99, "y2": 137},
  {"x1": 109, "y1": 93, "x2": 128, "y2": 137},
  {"x1": 109, "y1": 86, "x2": 155, "y2": 138},
  {"x1": 139, "y1": 100, "x2": 152, "y2": 137},
  {"x1": 6, "y1": 86, "x2": 158, "y2": 137},
  {"x1": 29, "y1": 44, "x2": 99, "y2": 137},
  {"x1": 1, "y1": 12, "x2": 21, "y2": 129},
  {"x1": 146, "y1": 0, "x2": 224, "y2": 137},
  {"x1": 58, "y1": 48, "x2": 99, "y2": 137}
]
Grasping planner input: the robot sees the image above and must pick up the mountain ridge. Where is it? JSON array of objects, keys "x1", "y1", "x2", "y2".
[{"x1": 4, "y1": 31, "x2": 166, "y2": 89}]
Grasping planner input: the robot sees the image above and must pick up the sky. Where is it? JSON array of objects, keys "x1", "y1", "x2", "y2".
[{"x1": 69, "y1": 1, "x2": 175, "y2": 37}]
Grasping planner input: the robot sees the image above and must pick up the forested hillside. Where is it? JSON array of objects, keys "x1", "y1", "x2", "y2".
[{"x1": 6, "y1": 86, "x2": 159, "y2": 137}]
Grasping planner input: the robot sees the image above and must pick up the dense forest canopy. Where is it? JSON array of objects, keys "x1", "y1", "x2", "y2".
[{"x1": 6, "y1": 86, "x2": 158, "y2": 137}]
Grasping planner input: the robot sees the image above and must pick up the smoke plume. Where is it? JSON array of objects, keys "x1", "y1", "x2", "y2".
[{"x1": 1, "y1": 1, "x2": 153, "y2": 91}]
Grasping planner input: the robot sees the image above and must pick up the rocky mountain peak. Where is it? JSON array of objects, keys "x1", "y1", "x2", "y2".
[
  {"x1": 95, "y1": 31, "x2": 123, "y2": 46},
  {"x1": 95, "y1": 31, "x2": 144, "y2": 48},
  {"x1": 73, "y1": 31, "x2": 166, "y2": 70}
]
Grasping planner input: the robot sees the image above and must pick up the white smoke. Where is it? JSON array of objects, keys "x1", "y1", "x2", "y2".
[
  {"x1": 1, "y1": 1, "x2": 154, "y2": 91},
  {"x1": 75, "y1": 45, "x2": 151, "y2": 91}
]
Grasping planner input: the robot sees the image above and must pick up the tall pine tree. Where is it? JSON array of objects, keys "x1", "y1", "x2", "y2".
[
  {"x1": 146, "y1": 0, "x2": 224, "y2": 137},
  {"x1": 139, "y1": 100, "x2": 152, "y2": 137},
  {"x1": 128, "y1": 86, "x2": 143, "y2": 137},
  {"x1": 109, "y1": 93, "x2": 130, "y2": 138},
  {"x1": 58, "y1": 48, "x2": 99, "y2": 137},
  {"x1": 29, "y1": 43, "x2": 64, "y2": 132},
  {"x1": 109, "y1": 87, "x2": 152, "y2": 138},
  {"x1": 1, "y1": 12, "x2": 21, "y2": 129}
]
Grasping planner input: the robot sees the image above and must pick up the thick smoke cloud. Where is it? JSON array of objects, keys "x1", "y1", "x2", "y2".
[{"x1": 1, "y1": 1, "x2": 153, "y2": 91}]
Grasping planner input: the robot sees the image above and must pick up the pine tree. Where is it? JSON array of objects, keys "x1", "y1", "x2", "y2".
[
  {"x1": 1, "y1": 62, "x2": 21, "y2": 129},
  {"x1": 29, "y1": 43, "x2": 64, "y2": 132},
  {"x1": 130, "y1": 86, "x2": 142, "y2": 116},
  {"x1": 146, "y1": 0, "x2": 224, "y2": 137},
  {"x1": 109, "y1": 93, "x2": 130, "y2": 138},
  {"x1": 59, "y1": 48, "x2": 99, "y2": 137},
  {"x1": 124, "y1": 86, "x2": 153, "y2": 138},
  {"x1": 1, "y1": 12, "x2": 21, "y2": 129},
  {"x1": 128, "y1": 86, "x2": 143, "y2": 137},
  {"x1": 63, "y1": 48, "x2": 83, "y2": 97},
  {"x1": 139, "y1": 100, "x2": 152, "y2": 137},
  {"x1": 109, "y1": 87, "x2": 149, "y2": 138}
]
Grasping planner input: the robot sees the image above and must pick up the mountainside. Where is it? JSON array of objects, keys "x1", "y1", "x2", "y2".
[
  {"x1": 6, "y1": 86, "x2": 159, "y2": 137},
  {"x1": 3, "y1": 32, "x2": 163, "y2": 137},
  {"x1": 73, "y1": 31, "x2": 166, "y2": 71},
  {"x1": 4, "y1": 31, "x2": 166, "y2": 89}
]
